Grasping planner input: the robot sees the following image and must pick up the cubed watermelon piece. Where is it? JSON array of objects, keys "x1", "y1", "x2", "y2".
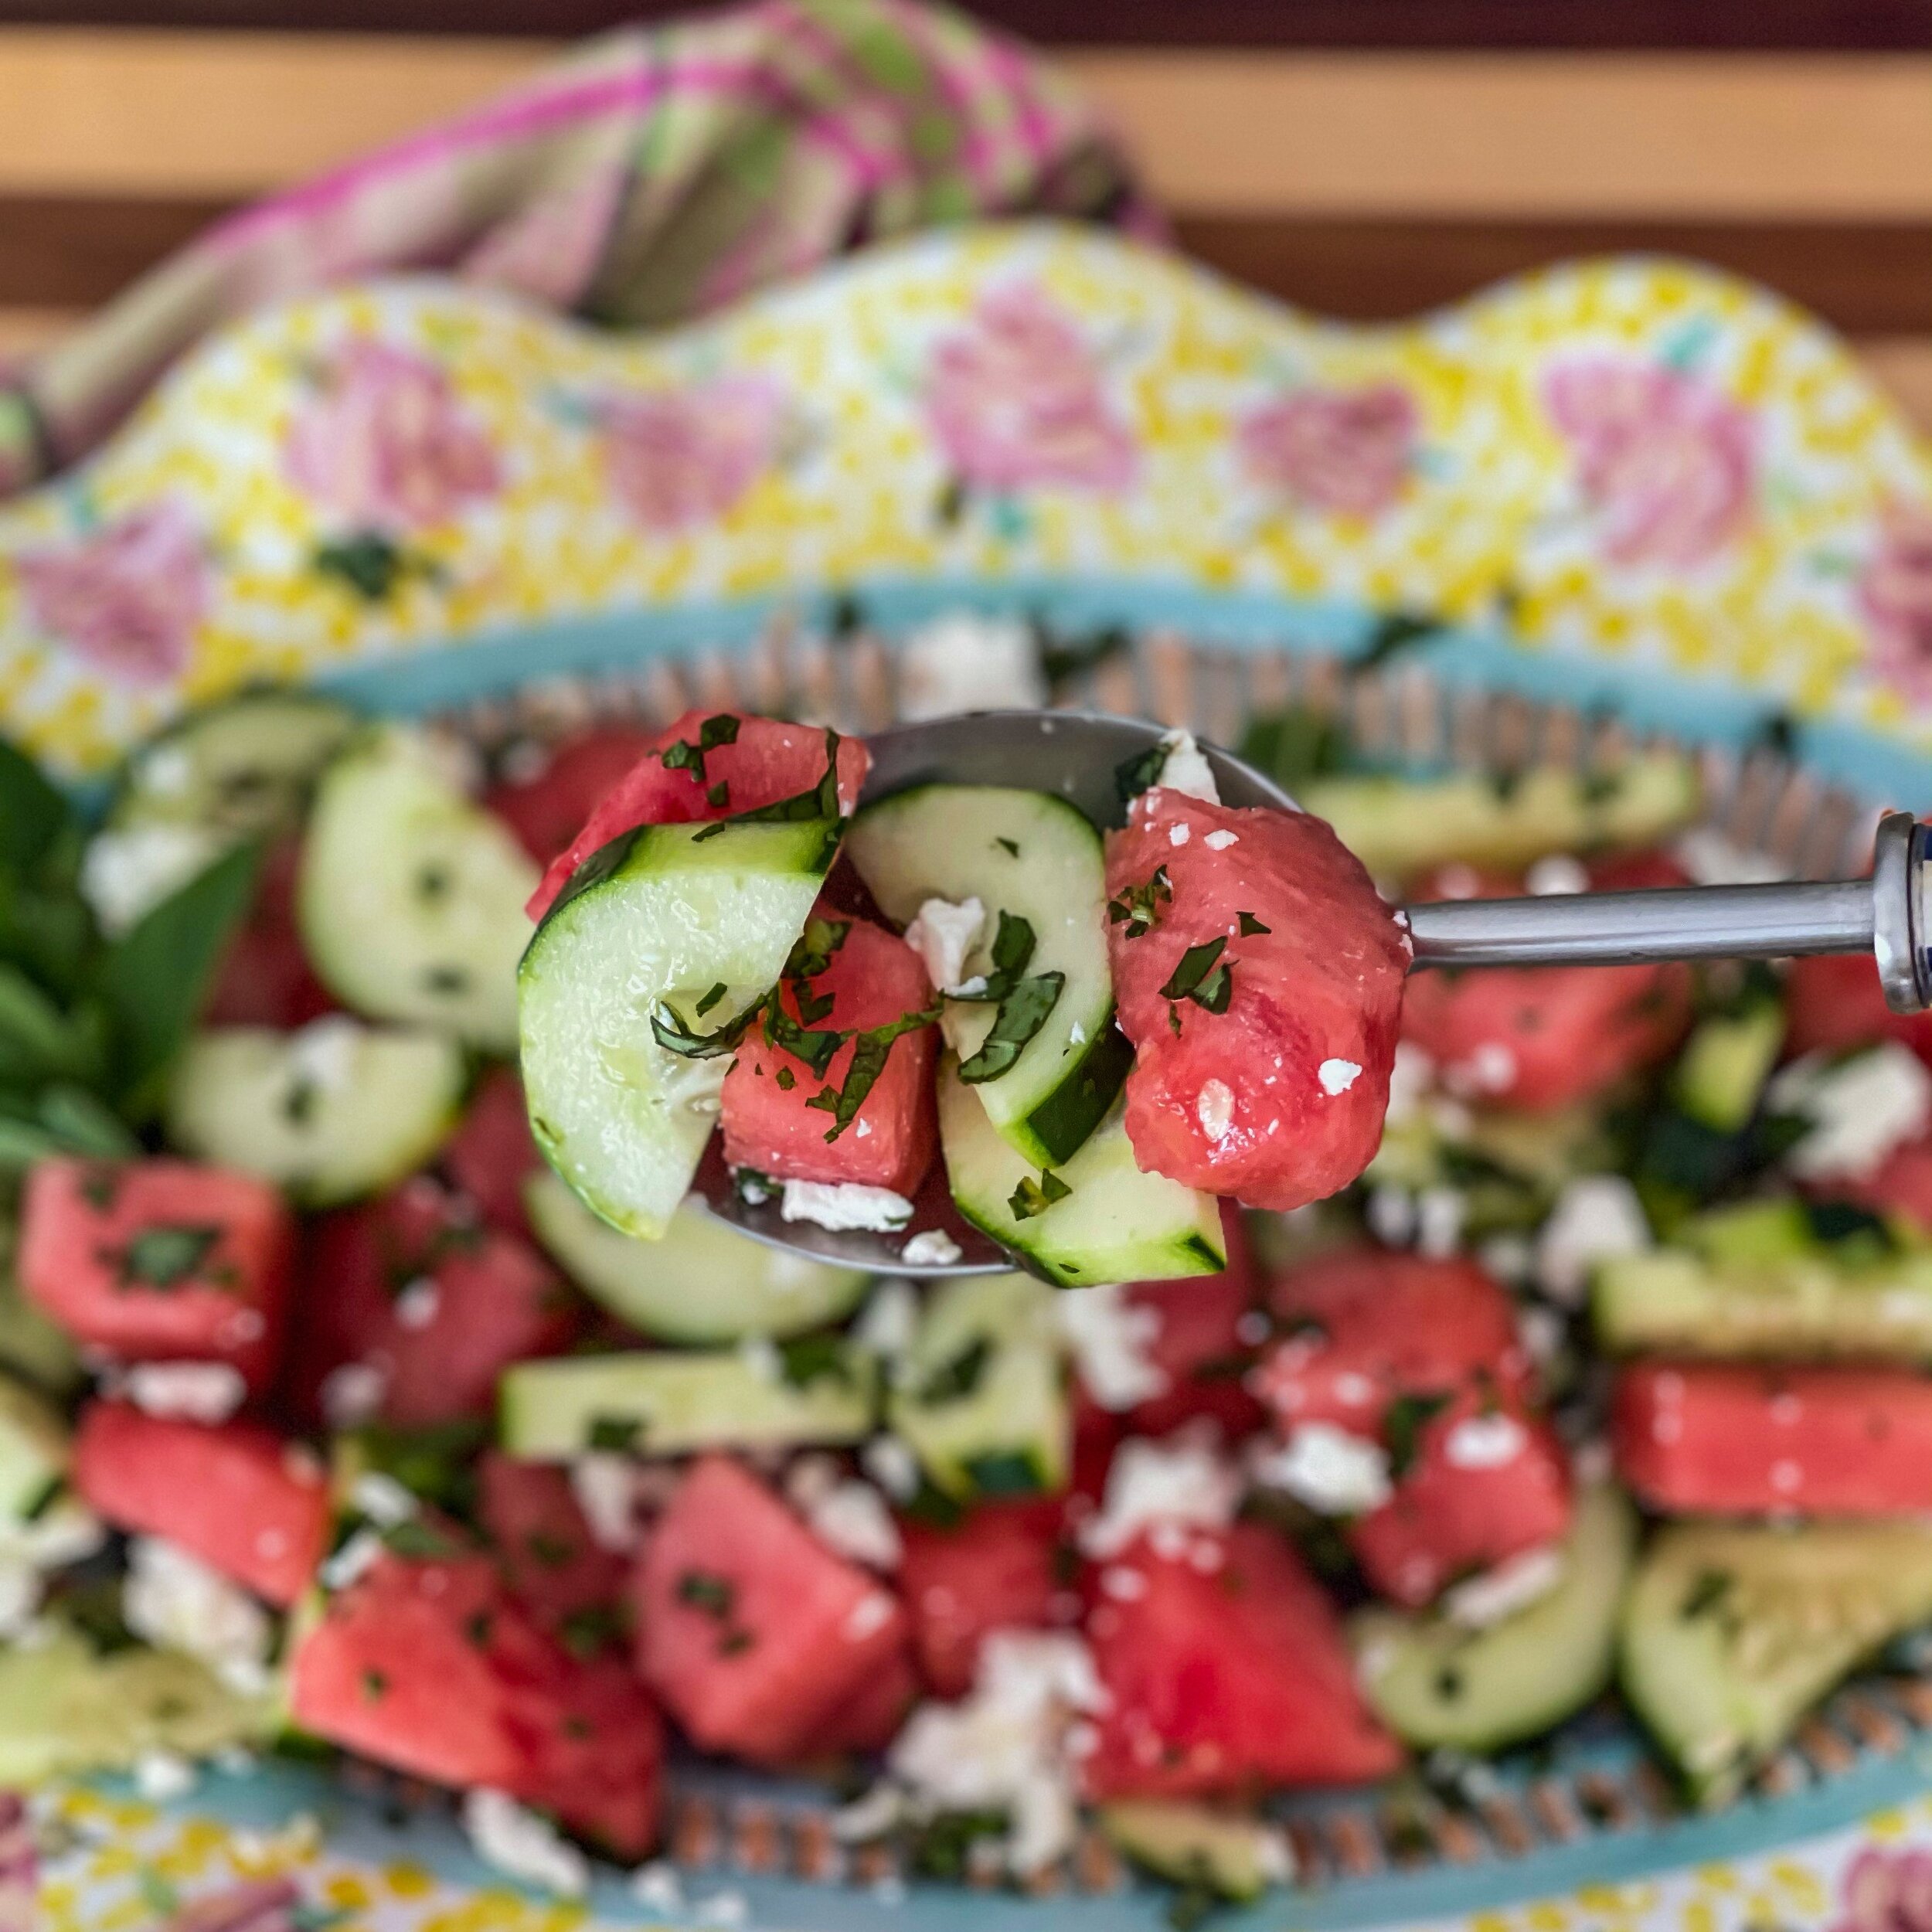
[
  {"x1": 526, "y1": 1648, "x2": 665, "y2": 1857},
  {"x1": 1784, "y1": 952, "x2": 1932, "y2": 1067},
  {"x1": 485, "y1": 726, "x2": 662, "y2": 865},
  {"x1": 204, "y1": 836, "x2": 336, "y2": 1030},
  {"x1": 631, "y1": 1454, "x2": 909, "y2": 1765},
  {"x1": 1614, "y1": 1362, "x2": 1932, "y2": 1515},
  {"x1": 1349, "y1": 1386, "x2": 1573, "y2": 1606},
  {"x1": 527, "y1": 709, "x2": 872, "y2": 923},
  {"x1": 440, "y1": 1066, "x2": 539, "y2": 1236},
  {"x1": 1828, "y1": 1129, "x2": 1932, "y2": 1234},
  {"x1": 478, "y1": 1450, "x2": 628, "y2": 1646},
  {"x1": 720, "y1": 914, "x2": 937, "y2": 1193},
  {"x1": 804, "y1": 1641, "x2": 920, "y2": 1757},
  {"x1": 1104, "y1": 791, "x2": 1407, "y2": 1210},
  {"x1": 285, "y1": 1177, "x2": 576, "y2": 1430},
  {"x1": 73, "y1": 1400, "x2": 328, "y2": 1604},
  {"x1": 20, "y1": 1158, "x2": 294, "y2": 1395},
  {"x1": 1083, "y1": 1522, "x2": 1401, "y2": 1798},
  {"x1": 898, "y1": 1496, "x2": 1070, "y2": 1698}
]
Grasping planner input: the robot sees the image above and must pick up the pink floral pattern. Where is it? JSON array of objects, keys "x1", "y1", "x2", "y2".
[
  {"x1": 1832, "y1": 1847, "x2": 1932, "y2": 1932},
  {"x1": 160, "y1": 1878, "x2": 304, "y2": 1932},
  {"x1": 17, "y1": 499, "x2": 209, "y2": 684},
  {"x1": 600, "y1": 375, "x2": 785, "y2": 532},
  {"x1": 1237, "y1": 383, "x2": 1418, "y2": 519},
  {"x1": 1543, "y1": 356, "x2": 1757, "y2": 570},
  {"x1": 925, "y1": 284, "x2": 1136, "y2": 495},
  {"x1": 1861, "y1": 498, "x2": 1932, "y2": 702},
  {"x1": 284, "y1": 341, "x2": 500, "y2": 533}
]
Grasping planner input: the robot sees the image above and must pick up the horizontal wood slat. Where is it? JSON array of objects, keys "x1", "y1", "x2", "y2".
[{"x1": 0, "y1": 34, "x2": 1923, "y2": 222}]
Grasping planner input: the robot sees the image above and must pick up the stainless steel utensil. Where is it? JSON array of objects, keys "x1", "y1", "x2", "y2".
[{"x1": 691, "y1": 710, "x2": 1928, "y2": 1274}]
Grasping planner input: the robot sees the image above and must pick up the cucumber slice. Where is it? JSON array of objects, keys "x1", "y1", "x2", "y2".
[
  {"x1": 845, "y1": 784, "x2": 1124, "y2": 1166},
  {"x1": 1099, "y1": 1802, "x2": 1292, "y2": 1903},
  {"x1": 0, "y1": 1372, "x2": 66, "y2": 1524},
  {"x1": 519, "y1": 818, "x2": 837, "y2": 1241},
  {"x1": 886, "y1": 1270, "x2": 1068, "y2": 1502},
  {"x1": 165, "y1": 1020, "x2": 465, "y2": 1206},
  {"x1": 937, "y1": 1056, "x2": 1224, "y2": 1287},
  {"x1": 299, "y1": 726, "x2": 538, "y2": 1052},
  {"x1": 111, "y1": 689, "x2": 360, "y2": 840},
  {"x1": 498, "y1": 1345, "x2": 874, "y2": 1459},
  {"x1": 524, "y1": 1171, "x2": 869, "y2": 1345},
  {"x1": 1671, "y1": 997, "x2": 1786, "y2": 1134},
  {"x1": 1621, "y1": 1516, "x2": 1932, "y2": 1806},
  {"x1": 1595, "y1": 1200, "x2": 1932, "y2": 1362},
  {"x1": 0, "y1": 1624, "x2": 274, "y2": 1785},
  {"x1": 1301, "y1": 752, "x2": 1699, "y2": 884},
  {"x1": 1350, "y1": 1483, "x2": 1635, "y2": 1753}
]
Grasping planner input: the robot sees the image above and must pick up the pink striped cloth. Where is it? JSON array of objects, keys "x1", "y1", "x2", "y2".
[{"x1": 0, "y1": 0, "x2": 1157, "y2": 498}]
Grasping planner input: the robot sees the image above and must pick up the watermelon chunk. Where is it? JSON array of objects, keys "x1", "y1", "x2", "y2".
[
  {"x1": 528, "y1": 709, "x2": 872, "y2": 923},
  {"x1": 1614, "y1": 1361, "x2": 1932, "y2": 1515},
  {"x1": 631, "y1": 1454, "x2": 910, "y2": 1765},
  {"x1": 720, "y1": 914, "x2": 937, "y2": 1193},
  {"x1": 898, "y1": 1496, "x2": 1070, "y2": 1698},
  {"x1": 478, "y1": 1450, "x2": 628, "y2": 1646},
  {"x1": 1104, "y1": 790, "x2": 1406, "y2": 1210},
  {"x1": 1083, "y1": 1522, "x2": 1401, "y2": 1798},
  {"x1": 73, "y1": 1400, "x2": 328, "y2": 1605},
  {"x1": 440, "y1": 1066, "x2": 540, "y2": 1236},
  {"x1": 203, "y1": 837, "x2": 336, "y2": 1030},
  {"x1": 803, "y1": 1641, "x2": 920, "y2": 1757},
  {"x1": 20, "y1": 1157, "x2": 294, "y2": 1396},
  {"x1": 1785, "y1": 951, "x2": 1932, "y2": 1067},
  {"x1": 286, "y1": 1177, "x2": 576, "y2": 1430},
  {"x1": 1827, "y1": 1128, "x2": 1932, "y2": 1234},
  {"x1": 485, "y1": 726, "x2": 662, "y2": 865}
]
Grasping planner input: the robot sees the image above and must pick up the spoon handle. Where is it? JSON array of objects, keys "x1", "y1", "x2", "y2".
[{"x1": 1403, "y1": 811, "x2": 1927, "y2": 1012}]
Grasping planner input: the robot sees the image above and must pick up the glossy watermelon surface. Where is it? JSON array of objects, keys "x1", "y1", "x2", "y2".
[
  {"x1": 1104, "y1": 790, "x2": 1406, "y2": 1209},
  {"x1": 478, "y1": 1450, "x2": 629, "y2": 1646}
]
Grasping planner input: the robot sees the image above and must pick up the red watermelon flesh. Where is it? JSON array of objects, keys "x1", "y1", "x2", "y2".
[
  {"x1": 478, "y1": 1450, "x2": 628, "y2": 1644},
  {"x1": 898, "y1": 1496, "x2": 1070, "y2": 1698},
  {"x1": 440, "y1": 1066, "x2": 540, "y2": 1236},
  {"x1": 719, "y1": 914, "x2": 937, "y2": 1192},
  {"x1": 204, "y1": 837, "x2": 335, "y2": 1030},
  {"x1": 285, "y1": 1177, "x2": 576, "y2": 1430},
  {"x1": 1614, "y1": 1361, "x2": 1932, "y2": 1515},
  {"x1": 1349, "y1": 1386, "x2": 1573, "y2": 1607},
  {"x1": 1104, "y1": 790, "x2": 1407, "y2": 1210},
  {"x1": 485, "y1": 726, "x2": 662, "y2": 865},
  {"x1": 1082, "y1": 1522, "x2": 1402, "y2": 1798},
  {"x1": 1827, "y1": 1129, "x2": 1932, "y2": 1233},
  {"x1": 802, "y1": 1641, "x2": 921, "y2": 1757},
  {"x1": 20, "y1": 1157, "x2": 294, "y2": 1395},
  {"x1": 1785, "y1": 951, "x2": 1932, "y2": 1067},
  {"x1": 73, "y1": 1400, "x2": 328, "y2": 1605},
  {"x1": 631, "y1": 1454, "x2": 910, "y2": 1766},
  {"x1": 522, "y1": 1648, "x2": 665, "y2": 1858},
  {"x1": 527, "y1": 709, "x2": 872, "y2": 922}
]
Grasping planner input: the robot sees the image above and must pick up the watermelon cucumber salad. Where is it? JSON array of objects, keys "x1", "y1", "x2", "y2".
[{"x1": 2, "y1": 667, "x2": 1931, "y2": 1912}]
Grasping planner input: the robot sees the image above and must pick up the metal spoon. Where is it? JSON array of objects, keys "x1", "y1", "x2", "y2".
[{"x1": 692, "y1": 709, "x2": 1930, "y2": 1277}]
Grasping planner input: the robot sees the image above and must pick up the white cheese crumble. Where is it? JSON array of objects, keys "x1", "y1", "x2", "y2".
[
  {"x1": 79, "y1": 823, "x2": 222, "y2": 937},
  {"x1": 854, "y1": 1278, "x2": 921, "y2": 1364},
  {"x1": 121, "y1": 1360, "x2": 247, "y2": 1423},
  {"x1": 885, "y1": 1631, "x2": 1108, "y2": 1874},
  {"x1": 1768, "y1": 1043, "x2": 1932, "y2": 1182},
  {"x1": 787, "y1": 1456, "x2": 903, "y2": 1570},
  {"x1": 461, "y1": 1788, "x2": 590, "y2": 1898},
  {"x1": 134, "y1": 1750, "x2": 197, "y2": 1803},
  {"x1": 862, "y1": 1432, "x2": 921, "y2": 1501},
  {"x1": 692, "y1": 1889, "x2": 750, "y2": 1928},
  {"x1": 0, "y1": 1559, "x2": 40, "y2": 1640},
  {"x1": 904, "y1": 896, "x2": 986, "y2": 996},
  {"x1": 1525, "y1": 854, "x2": 1589, "y2": 896},
  {"x1": 318, "y1": 1527, "x2": 383, "y2": 1593},
  {"x1": 781, "y1": 1181, "x2": 915, "y2": 1233},
  {"x1": 1416, "y1": 1185, "x2": 1468, "y2": 1259},
  {"x1": 1441, "y1": 1412, "x2": 1528, "y2": 1469},
  {"x1": 1674, "y1": 827, "x2": 1788, "y2": 886},
  {"x1": 1055, "y1": 1283, "x2": 1168, "y2": 1413},
  {"x1": 1155, "y1": 730, "x2": 1221, "y2": 805},
  {"x1": 897, "y1": 612, "x2": 1048, "y2": 721},
  {"x1": 902, "y1": 1229, "x2": 964, "y2": 1267},
  {"x1": 1081, "y1": 1434, "x2": 1241, "y2": 1558},
  {"x1": 123, "y1": 1536, "x2": 274, "y2": 1694},
  {"x1": 350, "y1": 1471, "x2": 417, "y2": 1528},
  {"x1": 845, "y1": 1590, "x2": 897, "y2": 1641},
  {"x1": 1168, "y1": 821, "x2": 1192, "y2": 847},
  {"x1": 1534, "y1": 1174, "x2": 1651, "y2": 1305},
  {"x1": 393, "y1": 1277, "x2": 440, "y2": 1331},
  {"x1": 319, "y1": 1361, "x2": 387, "y2": 1429},
  {"x1": 1196, "y1": 1079, "x2": 1235, "y2": 1144},
  {"x1": 1446, "y1": 1041, "x2": 1518, "y2": 1098},
  {"x1": 0, "y1": 1494, "x2": 106, "y2": 1572},
  {"x1": 135, "y1": 742, "x2": 194, "y2": 797},
  {"x1": 1442, "y1": 1545, "x2": 1566, "y2": 1628},
  {"x1": 628, "y1": 1863, "x2": 685, "y2": 1913},
  {"x1": 1318, "y1": 1058, "x2": 1362, "y2": 1096},
  {"x1": 1383, "y1": 1042, "x2": 1435, "y2": 1127},
  {"x1": 287, "y1": 1013, "x2": 364, "y2": 1094},
  {"x1": 1251, "y1": 1424, "x2": 1393, "y2": 1515},
  {"x1": 1203, "y1": 829, "x2": 1238, "y2": 851},
  {"x1": 569, "y1": 1453, "x2": 641, "y2": 1553}
]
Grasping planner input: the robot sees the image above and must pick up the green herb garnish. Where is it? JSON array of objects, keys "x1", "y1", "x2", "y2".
[{"x1": 1007, "y1": 1168, "x2": 1072, "y2": 1221}]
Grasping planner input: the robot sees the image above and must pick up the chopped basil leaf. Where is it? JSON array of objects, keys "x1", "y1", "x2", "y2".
[
  {"x1": 957, "y1": 971, "x2": 1063, "y2": 1084},
  {"x1": 806, "y1": 1002, "x2": 940, "y2": 1141},
  {"x1": 651, "y1": 993, "x2": 763, "y2": 1060},
  {"x1": 763, "y1": 999, "x2": 843, "y2": 1080},
  {"x1": 730, "y1": 727, "x2": 845, "y2": 825},
  {"x1": 1384, "y1": 1390, "x2": 1452, "y2": 1481},
  {"x1": 694, "y1": 982, "x2": 727, "y2": 1018},
  {"x1": 1114, "y1": 743, "x2": 1169, "y2": 804},
  {"x1": 1007, "y1": 1168, "x2": 1072, "y2": 1221},
  {"x1": 117, "y1": 1223, "x2": 225, "y2": 1291},
  {"x1": 676, "y1": 1569, "x2": 737, "y2": 1620},
  {"x1": 776, "y1": 1330, "x2": 853, "y2": 1389},
  {"x1": 1159, "y1": 937, "x2": 1227, "y2": 1002},
  {"x1": 1106, "y1": 866, "x2": 1172, "y2": 939},
  {"x1": 917, "y1": 1335, "x2": 992, "y2": 1405},
  {"x1": 587, "y1": 1415, "x2": 642, "y2": 1453},
  {"x1": 775, "y1": 1066, "x2": 796, "y2": 1091},
  {"x1": 1191, "y1": 961, "x2": 1233, "y2": 1014},
  {"x1": 995, "y1": 837, "x2": 1020, "y2": 858},
  {"x1": 1238, "y1": 911, "x2": 1270, "y2": 936}
]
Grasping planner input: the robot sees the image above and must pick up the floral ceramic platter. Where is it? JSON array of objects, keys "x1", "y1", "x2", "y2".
[{"x1": 18, "y1": 221, "x2": 1932, "y2": 1931}]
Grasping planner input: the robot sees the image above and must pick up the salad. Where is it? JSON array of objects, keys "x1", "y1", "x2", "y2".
[{"x1": 0, "y1": 663, "x2": 1927, "y2": 1920}]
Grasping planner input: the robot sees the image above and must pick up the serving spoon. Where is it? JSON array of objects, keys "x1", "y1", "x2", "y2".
[{"x1": 690, "y1": 709, "x2": 1930, "y2": 1277}]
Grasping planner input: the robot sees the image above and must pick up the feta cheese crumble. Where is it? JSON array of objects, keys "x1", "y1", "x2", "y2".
[
  {"x1": 854, "y1": 1278, "x2": 920, "y2": 1364},
  {"x1": 1318, "y1": 1057, "x2": 1362, "y2": 1096},
  {"x1": 79, "y1": 823, "x2": 221, "y2": 937},
  {"x1": 318, "y1": 1361, "x2": 387, "y2": 1429},
  {"x1": 1203, "y1": 829, "x2": 1239, "y2": 851},
  {"x1": 121, "y1": 1360, "x2": 247, "y2": 1423},
  {"x1": 1055, "y1": 1283, "x2": 1168, "y2": 1412},
  {"x1": 461, "y1": 1789, "x2": 590, "y2": 1897},
  {"x1": 1442, "y1": 1545, "x2": 1566, "y2": 1627},
  {"x1": 1196, "y1": 1079, "x2": 1235, "y2": 1144},
  {"x1": 123, "y1": 1536, "x2": 274, "y2": 1694},
  {"x1": 1250, "y1": 1424, "x2": 1393, "y2": 1515},
  {"x1": 1525, "y1": 854, "x2": 1589, "y2": 896},
  {"x1": 1154, "y1": 730, "x2": 1221, "y2": 805},
  {"x1": 903, "y1": 896, "x2": 986, "y2": 996},
  {"x1": 1534, "y1": 1174, "x2": 1651, "y2": 1305},
  {"x1": 862, "y1": 1432, "x2": 921, "y2": 1501},
  {"x1": 570, "y1": 1454, "x2": 641, "y2": 1553},
  {"x1": 787, "y1": 1455, "x2": 903, "y2": 1570},
  {"x1": 1768, "y1": 1043, "x2": 1932, "y2": 1182},
  {"x1": 902, "y1": 1229, "x2": 964, "y2": 1267},
  {"x1": 1081, "y1": 1434, "x2": 1241, "y2": 1557},
  {"x1": 781, "y1": 1181, "x2": 915, "y2": 1233},
  {"x1": 287, "y1": 1013, "x2": 363, "y2": 1094},
  {"x1": 1168, "y1": 822, "x2": 1191, "y2": 847},
  {"x1": 897, "y1": 612, "x2": 1048, "y2": 721},
  {"x1": 393, "y1": 1277, "x2": 440, "y2": 1331},
  {"x1": 1442, "y1": 1412, "x2": 1528, "y2": 1469},
  {"x1": 134, "y1": 1750, "x2": 197, "y2": 1802}
]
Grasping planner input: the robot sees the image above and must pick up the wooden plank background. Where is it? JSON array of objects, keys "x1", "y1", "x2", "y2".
[{"x1": 0, "y1": 26, "x2": 1920, "y2": 430}]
